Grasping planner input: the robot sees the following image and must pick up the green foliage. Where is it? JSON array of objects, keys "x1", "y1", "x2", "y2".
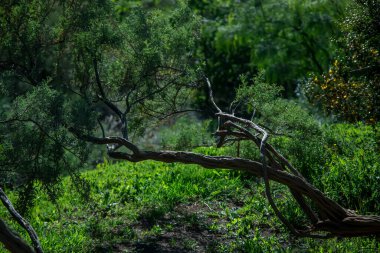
[
  {"x1": 271, "y1": 122, "x2": 380, "y2": 213},
  {"x1": 237, "y1": 0, "x2": 345, "y2": 83},
  {"x1": 0, "y1": 83, "x2": 89, "y2": 212},
  {"x1": 235, "y1": 72, "x2": 283, "y2": 108},
  {"x1": 320, "y1": 123, "x2": 380, "y2": 213},
  {"x1": 113, "y1": 0, "x2": 178, "y2": 14},
  {"x1": 192, "y1": 0, "x2": 346, "y2": 108},
  {"x1": 235, "y1": 74, "x2": 380, "y2": 213},
  {"x1": 228, "y1": 73, "x2": 324, "y2": 179},
  {"x1": 0, "y1": 160, "x2": 247, "y2": 252},
  {"x1": 159, "y1": 116, "x2": 213, "y2": 150},
  {"x1": 1, "y1": 159, "x2": 379, "y2": 252},
  {"x1": 236, "y1": 72, "x2": 321, "y2": 138},
  {"x1": 0, "y1": 1, "x2": 379, "y2": 251}
]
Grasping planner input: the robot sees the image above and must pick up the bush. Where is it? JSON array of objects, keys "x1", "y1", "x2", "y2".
[
  {"x1": 305, "y1": 0, "x2": 380, "y2": 123},
  {"x1": 159, "y1": 116, "x2": 214, "y2": 151},
  {"x1": 270, "y1": 122, "x2": 380, "y2": 213},
  {"x1": 230, "y1": 73, "x2": 380, "y2": 214},
  {"x1": 320, "y1": 123, "x2": 380, "y2": 213}
]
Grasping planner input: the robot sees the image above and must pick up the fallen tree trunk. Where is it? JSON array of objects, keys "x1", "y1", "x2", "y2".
[
  {"x1": 73, "y1": 81, "x2": 380, "y2": 238},
  {"x1": 106, "y1": 149, "x2": 380, "y2": 237},
  {"x1": 75, "y1": 119, "x2": 380, "y2": 237}
]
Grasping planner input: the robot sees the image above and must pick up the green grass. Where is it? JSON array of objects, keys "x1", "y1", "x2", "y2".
[{"x1": 1, "y1": 159, "x2": 379, "y2": 252}]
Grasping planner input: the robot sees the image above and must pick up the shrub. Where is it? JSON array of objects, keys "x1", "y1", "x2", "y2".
[
  {"x1": 320, "y1": 123, "x2": 380, "y2": 213},
  {"x1": 271, "y1": 122, "x2": 380, "y2": 213},
  {"x1": 159, "y1": 116, "x2": 214, "y2": 151}
]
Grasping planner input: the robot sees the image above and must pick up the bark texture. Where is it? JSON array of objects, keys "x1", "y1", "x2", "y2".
[{"x1": 0, "y1": 219, "x2": 35, "y2": 253}]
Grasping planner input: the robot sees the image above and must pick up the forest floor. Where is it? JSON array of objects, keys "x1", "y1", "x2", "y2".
[{"x1": 1, "y1": 160, "x2": 379, "y2": 252}]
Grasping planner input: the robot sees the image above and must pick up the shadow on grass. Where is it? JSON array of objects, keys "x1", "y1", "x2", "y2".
[{"x1": 102, "y1": 203, "x2": 227, "y2": 252}]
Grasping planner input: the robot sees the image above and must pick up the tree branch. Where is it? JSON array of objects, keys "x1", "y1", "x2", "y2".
[
  {"x1": 0, "y1": 188, "x2": 43, "y2": 253},
  {"x1": 93, "y1": 58, "x2": 123, "y2": 118},
  {"x1": 0, "y1": 219, "x2": 35, "y2": 253},
  {"x1": 103, "y1": 147, "x2": 380, "y2": 236},
  {"x1": 69, "y1": 128, "x2": 140, "y2": 155},
  {"x1": 205, "y1": 77, "x2": 222, "y2": 113},
  {"x1": 86, "y1": 81, "x2": 380, "y2": 238}
]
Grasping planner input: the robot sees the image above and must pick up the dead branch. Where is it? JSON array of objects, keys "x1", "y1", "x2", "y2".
[
  {"x1": 0, "y1": 187, "x2": 43, "y2": 253},
  {"x1": 78, "y1": 80, "x2": 380, "y2": 238},
  {"x1": 0, "y1": 219, "x2": 35, "y2": 253}
]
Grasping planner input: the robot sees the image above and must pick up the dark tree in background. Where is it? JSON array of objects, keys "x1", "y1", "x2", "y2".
[{"x1": 190, "y1": 0, "x2": 346, "y2": 109}]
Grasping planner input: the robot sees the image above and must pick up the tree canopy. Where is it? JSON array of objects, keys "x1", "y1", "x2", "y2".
[{"x1": 0, "y1": 0, "x2": 200, "y2": 202}]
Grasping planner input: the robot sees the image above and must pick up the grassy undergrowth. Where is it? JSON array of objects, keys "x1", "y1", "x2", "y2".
[{"x1": 1, "y1": 158, "x2": 379, "y2": 252}]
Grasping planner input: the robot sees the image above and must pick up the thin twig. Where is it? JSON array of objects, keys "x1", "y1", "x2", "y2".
[
  {"x1": 97, "y1": 118, "x2": 106, "y2": 138},
  {"x1": 205, "y1": 77, "x2": 222, "y2": 113}
]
